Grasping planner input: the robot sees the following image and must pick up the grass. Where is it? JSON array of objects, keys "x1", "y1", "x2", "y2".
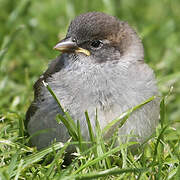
[{"x1": 0, "y1": 0, "x2": 180, "y2": 179}]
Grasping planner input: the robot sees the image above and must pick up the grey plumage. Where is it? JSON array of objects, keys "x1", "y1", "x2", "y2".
[{"x1": 26, "y1": 12, "x2": 160, "y2": 150}]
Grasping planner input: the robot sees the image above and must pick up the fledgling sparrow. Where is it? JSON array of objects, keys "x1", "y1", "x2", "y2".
[{"x1": 26, "y1": 12, "x2": 160, "y2": 152}]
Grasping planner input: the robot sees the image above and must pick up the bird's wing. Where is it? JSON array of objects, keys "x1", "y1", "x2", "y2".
[{"x1": 25, "y1": 54, "x2": 66, "y2": 129}]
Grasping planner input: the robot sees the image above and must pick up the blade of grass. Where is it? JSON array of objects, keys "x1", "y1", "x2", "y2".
[
  {"x1": 151, "y1": 125, "x2": 169, "y2": 168},
  {"x1": 75, "y1": 167, "x2": 147, "y2": 180},
  {"x1": 14, "y1": 159, "x2": 24, "y2": 180},
  {"x1": 102, "y1": 96, "x2": 156, "y2": 134},
  {"x1": 7, "y1": 151, "x2": 19, "y2": 177},
  {"x1": 95, "y1": 109, "x2": 111, "y2": 169},
  {"x1": 43, "y1": 80, "x2": 64, "y2": 113},
  {"x1": 174, "y1": 164, "x2": 180, "y2": 180},
  {"x1": 64, "y1": 111, "x2": 77, "y2": 135},
  {"x1": 22, "y1": 142, "x2": 66, "y2": 168},
  {"x1": 85, "y1": 111, "x2": 95, "y2": 144},
  {"x1": 44, "y1": 140, "x2": 71, "y2": 178},
  {"x1": 77, "y1": 120, "x2": 84, "y2": 152},
  {"x1": 0, "y1": 138, "x2": 33, "y2": 152},
  {"x1": 84, "y1": 111, "x2": 98, "y2": 165},
  {"x1": 56, "y1": 114, "x2": 78, "y2": 141}
]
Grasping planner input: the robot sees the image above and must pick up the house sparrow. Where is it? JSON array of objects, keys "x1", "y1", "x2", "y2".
[{"x1": 25, "y1": 12, "x2": 159, "y2": 151}]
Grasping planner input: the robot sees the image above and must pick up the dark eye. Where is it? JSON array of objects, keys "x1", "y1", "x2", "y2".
[{"x1": 91, "y1": 40, "x2": 103, "y2": 48}]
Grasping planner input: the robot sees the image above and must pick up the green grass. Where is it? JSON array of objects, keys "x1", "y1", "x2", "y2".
[{"x1": 0, "y1": 0, "x2": 180, "y2": 179}]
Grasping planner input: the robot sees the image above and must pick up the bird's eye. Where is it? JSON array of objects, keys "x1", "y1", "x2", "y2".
[
  {"x1": 72, "y1": 37, "x2": 76, "y2": 42},
  {"x1": 91, "y1": 40, "x2": 103, "y2": 49}
]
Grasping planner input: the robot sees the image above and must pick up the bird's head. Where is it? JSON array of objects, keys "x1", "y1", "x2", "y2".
[{"x1": 54, "y1": 12, "x2": 144, "y2": 64}]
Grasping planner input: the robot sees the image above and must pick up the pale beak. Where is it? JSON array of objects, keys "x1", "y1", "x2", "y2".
[{"x1": 53, "y1": 38, "x2": 90, "y2": 56}]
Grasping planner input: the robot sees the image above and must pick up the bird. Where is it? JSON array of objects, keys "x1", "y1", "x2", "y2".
[{"x1": 25, "y1": 12, "x2": 160, "y2": 152}]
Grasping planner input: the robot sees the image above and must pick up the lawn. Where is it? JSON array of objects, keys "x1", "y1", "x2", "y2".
[{"x1": 0, "y1": 0, "x2": 180, "y2": 179}]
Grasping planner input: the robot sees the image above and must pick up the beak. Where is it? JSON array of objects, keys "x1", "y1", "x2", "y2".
[{"x1": 53, "y1": 38, "x2": 90, "y2": 56}]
